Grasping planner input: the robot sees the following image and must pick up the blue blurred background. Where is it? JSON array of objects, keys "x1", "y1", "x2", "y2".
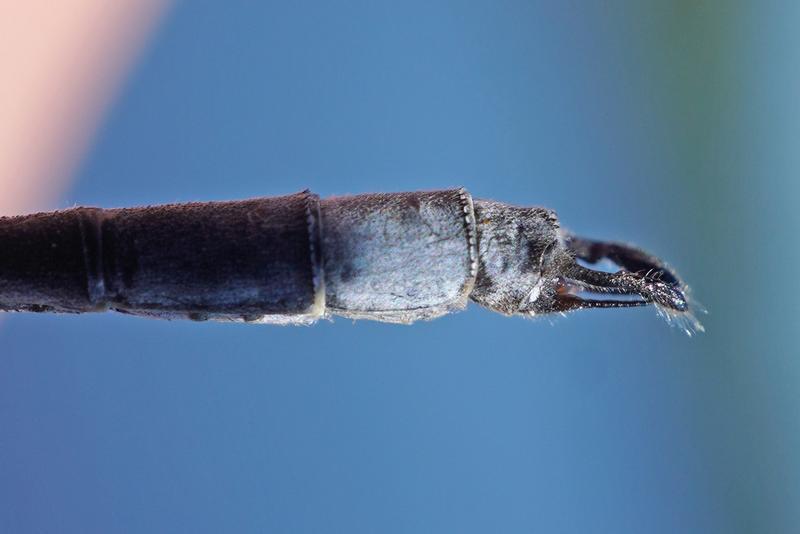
[{"x1": 2, "y1": 1, "x2": 799, "y2": 532}]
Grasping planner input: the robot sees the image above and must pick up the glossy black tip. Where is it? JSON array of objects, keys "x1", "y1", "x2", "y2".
[{"x1": 558, "y1": 234, "x2": 690, "y2": 314}]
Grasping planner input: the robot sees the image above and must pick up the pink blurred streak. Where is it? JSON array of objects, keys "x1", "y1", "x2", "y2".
[{"x1": 0, "y1": 0, "x2": 170, "y2": 215}]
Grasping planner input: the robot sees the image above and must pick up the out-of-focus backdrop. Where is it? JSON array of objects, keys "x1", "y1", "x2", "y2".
[{"x1": 1, "y1": 2, "x2": 798, "y2": 533}]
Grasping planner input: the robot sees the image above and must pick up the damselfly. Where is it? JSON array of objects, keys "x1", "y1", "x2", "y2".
[{"x1": 0, "y1": 189, "x2": 701, "y2": 333}]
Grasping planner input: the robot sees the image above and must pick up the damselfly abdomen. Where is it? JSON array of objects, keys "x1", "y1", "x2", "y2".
[{"x1": 0, "y1": 189, "x2": 699, "y2": 332}]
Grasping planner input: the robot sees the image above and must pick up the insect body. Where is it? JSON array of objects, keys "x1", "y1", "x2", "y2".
[{"x1": 0, "y1": 189, "x2": 698, "y2": 330}]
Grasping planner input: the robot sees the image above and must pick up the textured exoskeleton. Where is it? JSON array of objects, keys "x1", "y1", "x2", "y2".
[{"x1": 0, "y1": 189, "x2": 693, "y2": 327}]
